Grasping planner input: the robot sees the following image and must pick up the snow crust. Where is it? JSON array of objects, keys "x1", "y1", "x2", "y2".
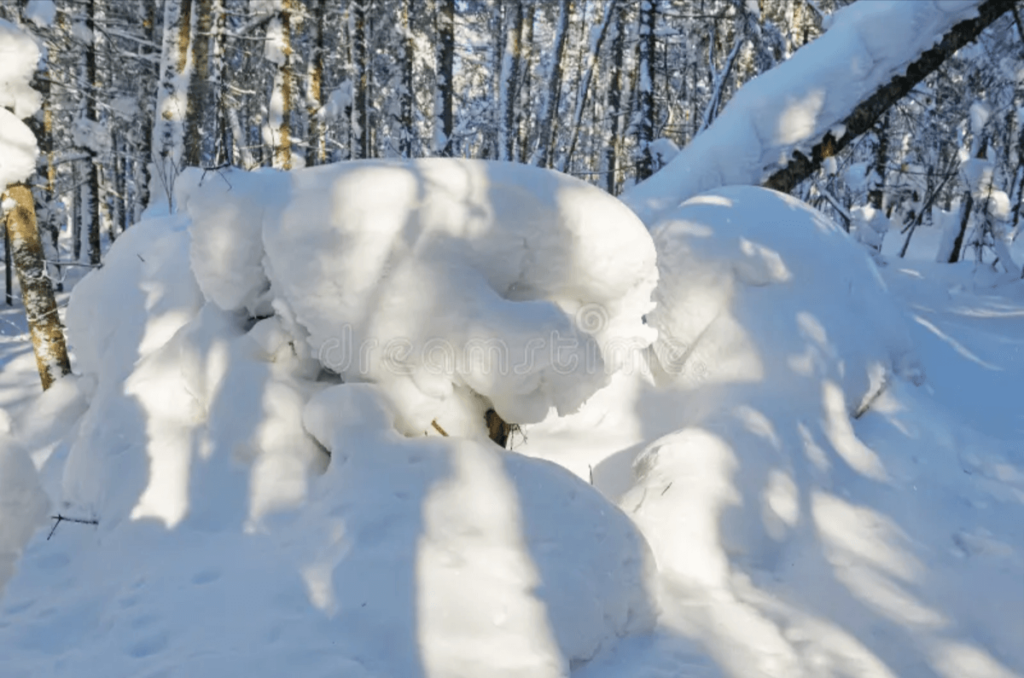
[
  {"x1": 622, "y1": 0, "x2": 988, "y2": 224},
  {"x1": 0, "y1": 19, "x2": 41, "y2": 190}
]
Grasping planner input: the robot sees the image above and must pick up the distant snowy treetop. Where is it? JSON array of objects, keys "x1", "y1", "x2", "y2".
[{"x1": 623, "y1": 0, "x2": 989, "y2": 224}]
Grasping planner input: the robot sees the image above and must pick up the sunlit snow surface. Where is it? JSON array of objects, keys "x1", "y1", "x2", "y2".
[{"x1": 0, "y1": 169, "x2": 1021, "y2": 678}]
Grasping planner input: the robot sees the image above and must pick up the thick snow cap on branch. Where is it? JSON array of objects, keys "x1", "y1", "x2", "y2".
[
  {"x1": 622, "y1": 0, "x2": 988, "y2": 225},
  {"x1": 0, "y1": 19, "x2": 41, "y2": 190},
  {"x1": 181, "y1": 160, "x2": 658, "y2": 435}
]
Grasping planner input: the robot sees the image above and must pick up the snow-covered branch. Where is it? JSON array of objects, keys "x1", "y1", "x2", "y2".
[{"x1": 622, "y1": 0, "x2": 1016, "y2": 225}]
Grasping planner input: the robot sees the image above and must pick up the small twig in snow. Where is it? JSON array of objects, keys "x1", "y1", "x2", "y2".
[
  {"x1": 853, "y1": 376, "x2": 890, "y2": 419},
  {"x1": 47, "y1": 514, "x2": 99, "y2": 541}
]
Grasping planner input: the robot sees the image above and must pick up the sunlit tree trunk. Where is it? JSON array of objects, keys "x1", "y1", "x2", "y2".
[
  {"x1": 135, "y1": 0, "x2": 158, "y2": 219},
  {"x1": 2, "y1": 185, "x2": 71, "y2": 391},
  {"x1": 184, "y1": 0, "x2": 218, "y2": 167},
  {"x1": 152, "y1": 0, "x2": 194, "y2": 205},
  {"x1": 268, "y1": 0, "x2": 296, "y2": 169}
]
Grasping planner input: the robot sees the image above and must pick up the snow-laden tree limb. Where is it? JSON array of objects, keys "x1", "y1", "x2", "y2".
[{"x1": 622, "y1": 0, "x2": 1016, "y2": 225}]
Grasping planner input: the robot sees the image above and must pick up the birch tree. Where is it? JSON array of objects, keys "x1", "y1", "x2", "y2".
[
  {"x1": 3, "y1": 186, "x2": 71, "y2": 390},
  {"x1": 634, "y1": 0, "x2": 656, "y2": 181},
  {"x1": 152, "y1": 0, "x2": 194, "y2": 204},
  {"x1": 497, "y1": 0, "x2": 524, "y2": 162},
  {"x1": 530, "y1": 0, "x2": 571, "y2": 168},
  {"x1": 435, "y1": 0, "x2": 455, "y2": 155}
]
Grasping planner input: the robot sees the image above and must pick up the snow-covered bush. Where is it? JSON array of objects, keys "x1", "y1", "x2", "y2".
[
  {"x1": 631, "y1": 185, "x2": 924, "y2": 585},
  {"x1": 0, "y1": 421, "x2": 48, "y2": 598},
  {"x1": 182, "y1": 159, "x2": 658, "y2": 436},
  {"x1": 38, "y1": 159, "x2": 660, "y2": 675},
  {"x1": 648, "y1": 186, "x2": 921, "y2": 401}
]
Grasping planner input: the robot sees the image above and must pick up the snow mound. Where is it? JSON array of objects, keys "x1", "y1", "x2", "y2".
[
  {"x1": 648, "y1": 186, "x2": 921, "y2": 403},
  {"x1": 619, "y1": 186, "x2": 926, "y2": 595},
  {"x1": 296, "y1": 384, "x2": 657, "y2": 676},
  {"x1": 62, "y1": 221, "x2": 325, "y2": 530},
  {"x1": 182, "y1": 160, "x2": 658, "y2": 435},
  {"x1": 0, "y1": 426, "x2": 48, "y2": 597}
]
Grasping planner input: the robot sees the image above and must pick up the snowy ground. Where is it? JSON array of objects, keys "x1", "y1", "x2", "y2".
[{"x1": 0, "y1": 166, "x2": 1021, "y2": 678}]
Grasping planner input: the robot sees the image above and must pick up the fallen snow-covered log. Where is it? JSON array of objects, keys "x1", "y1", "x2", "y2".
[{"x1": 622, "y1": 0, "x2": 1015, "y2": 225}]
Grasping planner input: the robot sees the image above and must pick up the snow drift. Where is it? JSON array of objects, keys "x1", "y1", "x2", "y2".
[{"x1": 525, "y1": 186, "x2": 1023, "y2": 677}]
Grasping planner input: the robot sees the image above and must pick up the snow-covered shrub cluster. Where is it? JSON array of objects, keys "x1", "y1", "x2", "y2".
[
  {"x1": 634, "y1": 187, "x2": 925, "y2": 587},
  {"x1": 25, "y1": 159, "x2": 659, "y2": 676},
  {"x1": 648, "y1": 186, "x2": 921, "y2": 400},
  {"x1": 522, "y1": 187, "x2": 1020, "y2": 677},
  {"x1": 183, "y1": 160, "x2": 657, "y2": 435},
  {"x1": 3, "y1": 155, "x2": 1022, "y2": 677}
]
